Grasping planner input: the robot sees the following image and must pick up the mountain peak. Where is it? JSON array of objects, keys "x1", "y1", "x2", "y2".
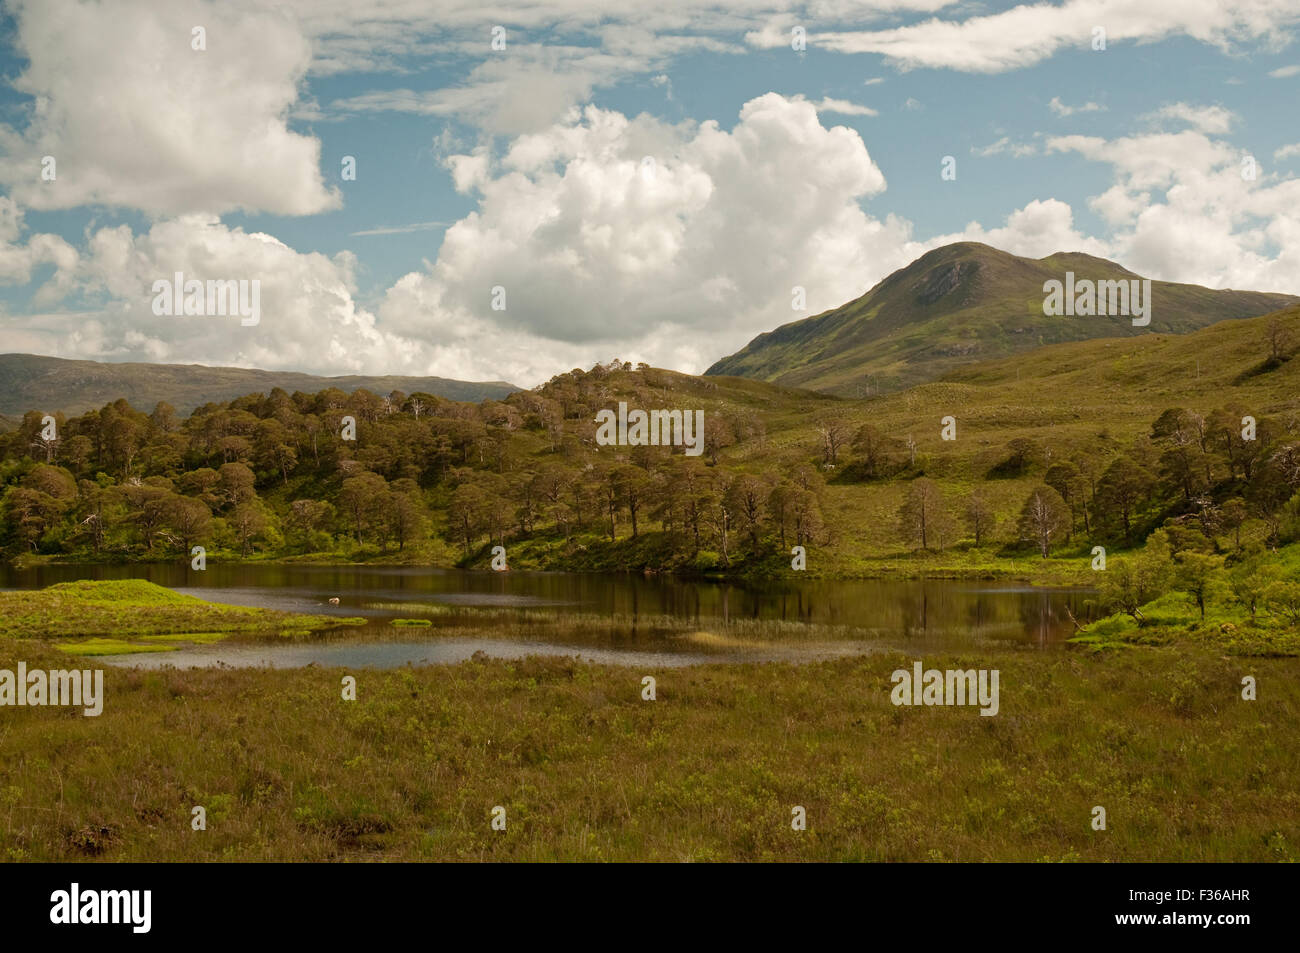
[{"x1": 706, "y1": 244, "x2": 1298, "y2": 396}]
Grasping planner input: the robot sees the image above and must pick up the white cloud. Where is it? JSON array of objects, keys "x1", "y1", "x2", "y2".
[
  {"x1": 1269, "y1": 64, "x2": 1300, "y2": 77},
  {"x1": 1048, "y1": 96, "x2": 1106, "y2": 116},
  {"x1": 755, "y1": 0, "x2": 1300, "y2": 73},
  {"x1": 931, "y1": 199, "x2": 1112, "y2": 259},
  {"x1": 0, "y1": 197, "x2": 80, "y2": 303},
  {"x1": 0, "y1": 95, "x2": 924, "y2": 386},
  {"x1": 1047, "y1": 128, "x2": 1300, "y2": 293},
  {"x1": 350, "y1": 222, "x2": 450, "y2": 237},
  {"x1": 0, "y1": 0, "x2": 339, "y2": 217},
  {"x1": 41, "y1": 216, "x2": 419, "y2": 374},
  {"x1": 972, "y1": 137, "x2": 1037, "y2": 158},
  {"x1": 814, "y1": 97, "x2": 879, "y2": 116},
  {"x1": 1146, "y1": 102, "x2": 1236, "y2": 134},
  {"x1": 374, "y1": 93, "x2": 916, "y2": 383},
  {"x1": 1275, "y1": 143, "x2": 1300, "y2": 161}
]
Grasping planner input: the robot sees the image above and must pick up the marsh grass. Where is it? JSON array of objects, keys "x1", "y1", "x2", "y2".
[{"x1": 0, "y1": 640, "x2": 1294, "y2": 862}]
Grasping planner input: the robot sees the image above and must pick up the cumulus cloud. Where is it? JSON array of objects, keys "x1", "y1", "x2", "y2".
[
  {"x1": 373, "y1": 93, "x2": 915, "y2": 383},
  {"x1": 1047, "y1": 129, "x2": 1300, "y2": 292},
  {"x1": 0, "y1": 0, "x2": 339, "y2": 217},
  {"x1": 4, "y1": 215, "x2": 419, "y2": 374},
  {"x1": 1, "y1": 95, "x2": 922, "y2": 385},
  {"x1": 0, "y1": 197, "x2": 80, "y2": 304},
  {"x1": 930, "y1": 199, "x2": 1112, "y2": 259}
]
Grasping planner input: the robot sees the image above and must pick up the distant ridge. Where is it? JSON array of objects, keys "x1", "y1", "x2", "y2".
[
  {"x1": 706, "y1": 242, "x2": 1299, "y2": 396},
  {"x1": 0, "y1": 353, "x2": 521, "y2": 416}
]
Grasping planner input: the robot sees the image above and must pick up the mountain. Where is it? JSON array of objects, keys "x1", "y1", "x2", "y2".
[
  {"x1": 0, "y1": 354, "x2": 521, "y2": 417},
  {"x1": 705, "y1": 242, "x2": 1299, "y2": 396}
]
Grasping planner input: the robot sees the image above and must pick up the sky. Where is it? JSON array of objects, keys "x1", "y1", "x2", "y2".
[{"x1": 0, "y1": 0, "x2": 1298, "y2": 388}]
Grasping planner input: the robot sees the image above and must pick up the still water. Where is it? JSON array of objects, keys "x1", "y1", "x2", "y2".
[{"x1": 0, "y1": 563, "x2": 1092, "y2": 668}]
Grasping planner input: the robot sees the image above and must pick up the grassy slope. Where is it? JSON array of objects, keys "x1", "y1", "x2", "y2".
[
  {"x1": 1, "y1": 639, "x2": 1294, "y2": 861},
  {"x1": 707, "y1": 242, "x2": 1297, "y2": 396},
  {"x1": 501, "y1": 306, "x2": 1300, "y2": 579},
  {"x1": 819, "y1": 305, "x2": 1300, "y2": 571}
]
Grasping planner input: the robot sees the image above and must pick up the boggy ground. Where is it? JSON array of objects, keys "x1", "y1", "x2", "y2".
[{"x1": 1, "y1": 635, "x2": 1295, "y2": 862}]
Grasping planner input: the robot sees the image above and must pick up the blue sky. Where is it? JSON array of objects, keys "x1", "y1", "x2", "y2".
[{"x1": 1, "y1": 0, "x2": 1298, "y2": 386}]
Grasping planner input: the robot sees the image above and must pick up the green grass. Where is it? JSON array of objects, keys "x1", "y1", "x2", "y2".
[
  {"x1": 139, "y1": 632, "x2": 231, "y2": 644},
  {"x1": 54, "y1": 638, "x2": 177, "y2": 656},
  {"x1": 0, "y1": 580, "x2": 341, "y2": 653},
  {"x1": 0, "y1": 639, "x2": 1295, "y2": 861}
]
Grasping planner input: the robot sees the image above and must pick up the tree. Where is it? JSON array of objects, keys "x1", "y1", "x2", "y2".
[
  {"x1": 231, "y1": 501, "x2": 271, "y2": 557},
  {"x1": 216, "y1": 462, "x2": 256, "y2": 509},
  {"x1": 287, "y1": 499, "x2": 334, "y2": 550},
  {"x1": 447, "y1": 483, "x2": 490, "y2": 554},
  {"x1": 74, "y1": 480, "x2": 110, "y2": 553},
  {"x1": 1097, "y1": 532, "x2": 1173, "y2": 623},
  {"x1": 1096, "y1": 457, "x2": 1149, "y2": 541},
  {"x1": 1017, "y1": 485, "x2": 1071, "y2": 557},
  {"x1": 1265, "y1": 315, "x2": 1292, "y2": 366},
  {"x1": 705, "y1": 488, "x2": 732, "y2": 566},
  {"x1": 1247, "y1": 450, "x2": 1297, "y2": 549},
  {"x1": 704, "y1": 416, "x2": 736, "y2": 466},
  {"x1": 727, "y1": 473, "x2": 772, "y2": 549},
  {"x1": 897, "y1": 478, "x2": 953, "y2": 551},
  {"x1": 766, "y1": 481, "x2": 797, "y2": 550},
  {"x1": 1219, "y1": 498, "x2": 1248, "y2": 550},
  {"x1": 850, "y1": 423, "x2": 896, "y2": 479},
  {"x1": 1264, "y1": 581, "x2": 1300, "y2": 625},
  {"x1": 1173, "y1": 550, "x2": 1223, "y2": 621},
  {"x1": 117, "y1": 482, "x2": 172, "y2": 551},
  {"x1": 790, "y1": 487, "x2": 824, "y2": 548},
  {"x1": 1228, "y1": 553, "x2": 1280, "y2": 619},
  {"x1": 965, "y1": 489, "x2": 996, "y2": 546},
  {"x1": 3, "y1": 487, "x2": 64, "y2": 551},
  {"x1": 991, "y1": 437, "x2": 1040, "y2": 477},
  {"x1": 1151, "y1": 408, "x2": 1207, "y2": 503},
  {"x1": 385, "y1": 481, "x2": 427, "y2": 551},
  {"x1": 338, "y1": 471, "x2": 388, "y2": 545},
  {"x1": 611, "y1": 465, "x2": 651, "y2": 538},
  {"x1": 59, "y1": 434, "x2": 94, "y2": 474},
  {"x1": 1044, "y1": 461, "x2": 1083, "y2": 537},
  {"x1": 165, "y1": 495, "x2": 212, "y2": 554},
  {"x1": 815, "y1": 415, "x2": 850, "y2": 467}
]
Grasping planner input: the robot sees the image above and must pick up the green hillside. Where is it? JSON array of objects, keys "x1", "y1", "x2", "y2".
[
  {"x1": 706, "y1": 242, "x2": 1297, "y2": 396},
  {"x1": 3, "y1": 304, "x2": 1298, "y2": 593},
  {"x1": 0, "y1": 353, "x2": 520, "y2": 416}
]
